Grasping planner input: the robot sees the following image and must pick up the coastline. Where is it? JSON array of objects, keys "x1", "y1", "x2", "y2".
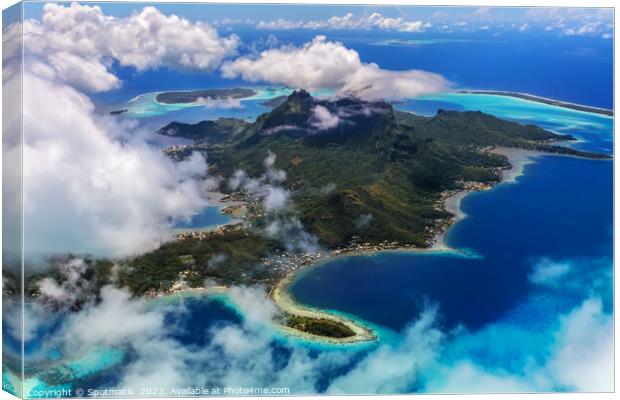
[
  {"x1": 458, "y1": 89, "x2": 613, "y2": 117},
  {"x1": 204, "y1": 191, "x2": 247, "y2": 208},
  {"x1": 159, "y1": 146, "x2": 578, "y2": 345},
  {"x1": 271, "y1": 272, "x2": 377, "y2": 344},
  {"x1": 266, "y1": 144, "x2": 547, "y2": 344},
  {"x1": 149, "y1": 282, "x2": 378, "y2": 345},
  {"x1": 160, "y1": 144, "x2": 598, "y2": 345},
  {"x1": 173, "y1": 192, "x2": 248, "y2": 238},
  {"x1": 490, "y1": 147, "x2": 540, "y2": 183}
]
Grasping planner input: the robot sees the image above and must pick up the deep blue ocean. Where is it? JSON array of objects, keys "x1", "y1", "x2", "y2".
[
  {"x1": 12, "y1": 29, "x2": 613, "y2": 395},
  {"x1": 291, "y1": 155, "x2": 613, "y2": 332}
]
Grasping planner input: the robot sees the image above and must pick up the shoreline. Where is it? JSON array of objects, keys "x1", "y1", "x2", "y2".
[
  {"x1": 160, "y1": 146, "x2": 587, "y2": 345},
  {"x1": 172, "y1": 192, "x2": 249, "y2": 238},
  {"x1": 204, "y1": 191, "x2": 247, "y2": 208},
  {"x1": 458, "y1": 90, "x2": 613, "y2": 117},
  {"x1": 271, "y1": 272, "x2": 377, "y2": 345},
  {"x1": 199, "y1": 147, "x2": 536, "y2": 344},
  {"x1": 490, "y1": 147, "x2": 540, "y2": 183},
  {"x1": 266, "y1": 145, "x2": 547, "y2": 344}
]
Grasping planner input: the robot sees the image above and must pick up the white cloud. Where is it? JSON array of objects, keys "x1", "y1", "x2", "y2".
[
  {"x1": 527, "y1": 257, "x2": 611, "y2": 297},
  {"x1": 45, "y1": 51, "x2": 121, "y2": 92},
  {"x1": 263, "y1": 186, "x2": 290, "y2": 212},
  {"x1": 427, "y1": 296, "x2": 613, "y2": 393},
  {"x1": 54, "y1": 285, "x2": 208, "y2": 391},
  {"x1": 256, "y1": 12, "x2": 431, "y2": 33},
  {"x1": 265, "y1": 217, "x2": 319, "y2": 253},
  {"x1": 525, "y1": 7, "x2": 612, "y2": 37},
  {"x1": 36, "y1": 258, "x2": 91, "y2": 305},
  {"x1": 546, "y1": 297, "x2": 613, "y2": 391},
  {"x1": 196, "y1": 96, "x2": 244, "y2": 109},
  {"x1": 8, "y1": 3, "x2": 239, "y2": 92},
  {"x1": 18, "y1": 280, "x2": 613, "y2": 394},
  {"x1": 228, "y1": 286, "x2": 279, "y2": 327},
  {"x1": 22, "y1": 73, "x2": 208, "y2": 259},
  {"x1": 528, "y1": 258, "x2": 571, "y2": 286},
  {"x1": 328, "y1": 306, "x2": 442, "y2": 394},
  {"x1": 257, "y1": 18, "x2": 304, "y2": 30},
  {"x1": 0, "y1": 5, "x2": 231, "y2": 260},
  {"x1": 227, "y1": 152, "x2": 319, "y2": 253},
  {"x1": 428, "y1": 361, "x2": 535, "y2": 393},
  {"x1": 62, "y1": 286, "x2": 163, "y2": 350},
  {"x1": 264, "y1": 150, "x2": 277, "y2": 168},
  {"x1": 310, "y1": 105, "x2": 340, "y2": 130},
  {"x1": 222, "y1": 36, "x2": 449, "y2": 101},
  {"x1": 563, "y1": 21, "x2": 603, "y2": 36}
]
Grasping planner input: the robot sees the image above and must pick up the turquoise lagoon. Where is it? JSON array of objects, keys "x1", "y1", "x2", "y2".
[
  {"x1": 121, "y1": 88, "x2": 613, "y2": 155},
  {"x1": 115, "y1": 87, "x2": 334, "y2": 129},
  {"x1": 402, "y1": 92, "x2": 613, "y2": 153},
  {"x1": 173, "y1": 206, "x2": 233, "y2": 231}
]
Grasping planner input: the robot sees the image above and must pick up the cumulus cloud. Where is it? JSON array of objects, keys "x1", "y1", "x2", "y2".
[
  {"x1": 53, "y1": 285, "x2": 209, "y2": 391},
  {"x1": 422, "y1": 299, "x2": 612, "y2": 394},
  {"x1": 310, "y1": 105, "x2": 340, "y2": 130},
  {"x1": 257, "y1": 12, "x2": 431, "y2": 33},
  {"x1": 263, "y1": 186, "x2": 290, "y2": 212},
  {"x1": 425, "y1": 254, "x2": 613, "y2": 394},
  {"x1": 528, "y1": 257, "x2": 612, "y2": 297},
  {"x1": 546, "y1": 297, "x2": 613, "y2": 391},
  {"x1": 6, "y1": 3, "x2": 239, "y2": 92},
  {"x1": 563, "y1": 21, "x2": 602, "y2": 36},
  {"x1": 21, "y1": 73, "x2": 208, "y2": 259},
  {"x1": 423, "y1": 7, "x2": 613, "y2": 36},
  {"x1": 36, "y1": 258, "x2": 92, "y2": 306},
  {"x1": 525, "y1": 8, "x2": 612, "y2": 37},
  {"x1": 18, "y1": 277, "x2": 613, "y2": 394},
  {"x1": 328, "y1": 306, "x2": 442, "y2": 394},
  {"x1": 227, "y1": 152, "x2": 319, "y2": 253},
  {"x1": 257, "y1": 19, "x2": 305, "y2": 30},
  {"x1": 428, "y1": 361, "x2": 534, "y2": 393},
  {"x1": 0, "y1": 4, "x2": 230, "y2": 260},
  {"x1": 62, "y1": 286, "x2": 163, "y2": 350},
  {"x1": 222, "y1": 36, "x2": 449, "y2": 101},
  {"x1": 265, "y1": 218, "x2": 319, "y2": 253},
  {"x1": 228, "y1": 152, "x2": 286, "y2": 195},
  {"x1": 528, "y1": 258, "x2": 571, "y2": 286},
  {"x1": 228, "y1": 286, "x2": 279, "y2": 327},
  {"x1": 196, "y1": 96, "x2": 244, "y2": 109}
]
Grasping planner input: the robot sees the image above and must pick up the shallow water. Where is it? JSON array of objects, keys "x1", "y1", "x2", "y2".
[
  {"x1": 173, "y1": 206, "x2": 233, "y2": 230},
  {"x1": 402, "y1": 92, "x2": 613, "y2": 154}
]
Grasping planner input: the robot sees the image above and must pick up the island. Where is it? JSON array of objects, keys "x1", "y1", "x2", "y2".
[
  {"x1": 259, "y1": 95, "x2": 289, "y2": 108},
  {"x1": 459, "y1": 89, "x2": 614, "y2": 116},
  {"x1": 155, "y1": 88, "x2": 257, "y2": 104},
  {"x1": 21, "y1": 90, "x2": 611, "y2": 344},
  {"x1": 158, "y1": 118, "x2": 250, "y2": 143}
]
